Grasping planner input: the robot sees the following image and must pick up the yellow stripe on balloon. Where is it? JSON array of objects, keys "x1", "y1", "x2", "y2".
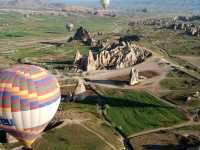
[
  {"x1": 16, "y1": 70, "x2": 47, "y2": 80},
  {"x1": 19, "y1": 90, "x2": 29, "y2": 95},
  {"x1": 0, "y1": 83, "x2": 12, "y2": 88},
  {"x1": 0, "y1": 83, "x2": 59, "y2": 101},
  {"x1": 2, "y1": 108, "x2": 11, "y2": 112},
  {"x1": 38, "y1": 88, "x2": 59, "y2": 101},
  {"x1": 0, "y1": 84, "x2": 38, "y2": 99},
  {"x1": 31, "y1": 71, "x2": 47, "y2": 79},
  {"x1": 10, "y1": 87, "x2": 20, "y2": 93}
]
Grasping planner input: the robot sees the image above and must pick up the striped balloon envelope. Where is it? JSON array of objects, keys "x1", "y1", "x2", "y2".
[{"x1": 0, "y1": 65, "x2": 61, "y2": 148}]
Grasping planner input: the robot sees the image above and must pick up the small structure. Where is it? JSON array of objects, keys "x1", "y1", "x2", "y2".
[
  {"x1": 73, "y1": 79, "x2": 87, "y2": 101},
  {"x1": 129, "y1": 67, "x2": 139, "y2": 86}
]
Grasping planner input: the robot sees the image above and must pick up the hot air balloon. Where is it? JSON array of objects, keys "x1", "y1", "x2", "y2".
[
  {"x1": 100, "y1": 0, "x2": 110, "y2": 9},
  {"x1": 66, "y1": 23, "x2": 74, "y2": 32},
  {"x1": 0, "y1": 65, "x2": 61, "y2": 149}
]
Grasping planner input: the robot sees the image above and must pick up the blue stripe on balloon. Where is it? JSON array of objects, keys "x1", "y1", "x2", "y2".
[
  {"x1": 11, "y1": 95, "x2": 20, "y2": 100},
  {"x1": 35, "y1": 76, "x2": 52, "y2": 84},
  {"x1": 20, "y1": 99, "x2": 29, "y2": 105},
  {"x1": 2, "y1": 92, "x2": 10, "y2": 96}
]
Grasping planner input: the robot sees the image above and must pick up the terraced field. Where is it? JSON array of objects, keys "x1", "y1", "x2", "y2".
[
  {"x1": 160, "y1": 69, "x2": 200, "y2": 109},
  {"x1": 97, "y1": 87, "x2": 187, "y2": 135}
]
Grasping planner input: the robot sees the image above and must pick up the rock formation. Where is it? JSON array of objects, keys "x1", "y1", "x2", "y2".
[
  {"x1": 129, "y1": 15, "x2": 200, "y2": 37},
  {"x1": 69, "y1": 26, "x2": 95, "y2": 46},
  {"x1": 74, "y1": 50, "x2": 82, "y2": 65},
  {"x1": 96, "y1": 42, "x2": 152, "y2": 69},
  {"x1": 129, "y1": 67, "x2": 139, "y2": 86},
  {"x1": 193, "y1": 91, "x2": 200, "y2": 99},
  {"x1": 74, "y1": 42, "x2": 152, "y2": 71},
  {"x1": 73, "y1": 79, "x2": 87, "y2": 101},
  {"x1": 86, "y1": 50, "x2": 96, "y2": 72}
]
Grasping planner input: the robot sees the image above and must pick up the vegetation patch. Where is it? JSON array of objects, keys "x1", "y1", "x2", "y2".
[
  {"x1": 160, "y1": 69, "x2": 200, "y2": 108},
  {"x1": 33, "y1": 124, "x2": 112, "y2": 150},
  {"x1": 97, "y1": 87, "x2": 186, "y2": 135}
]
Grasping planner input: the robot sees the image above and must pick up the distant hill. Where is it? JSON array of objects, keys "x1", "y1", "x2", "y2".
[
  {"x1": 0, "y1": 0, "x2": 199, "y2": 13},
  {"x1": 0, "y1": 0, "x2": 49, "y2": 9},
  {"x1": 53, "y1": 0, "x2": 200, "y2": 13}
]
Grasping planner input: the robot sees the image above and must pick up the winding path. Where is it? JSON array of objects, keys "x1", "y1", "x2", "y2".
[
  {"x1": 128, "y1": 121, "x2": 200, "y2": 139},
  {"x1": 80, "y1": 124, "x2": 119, "y2": 150}
]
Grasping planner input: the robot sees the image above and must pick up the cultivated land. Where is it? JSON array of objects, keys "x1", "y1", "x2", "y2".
[
  {"x1": 96, "y1": 87, "x2": 186, "y2": 135},
  {"x1": 0, "y1": 8, "x2": 200, "y2": 150}
]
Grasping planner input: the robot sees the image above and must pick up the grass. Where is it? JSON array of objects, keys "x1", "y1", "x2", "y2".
[
  {"x1": 7, "y1": 43, "x2": 90, "y2": 61},
  {"x1": 97, "y1": 87, "x2": 186, "y2": 136},
  {"x1": 0, "y1": 30, "x2": 31, "y2": 37},
  {"x1": 127, "y1": 22, "x2": 200, "y2": 57},
  {"x1": 60, "y1": 98, "x2": 98, "y2": 115},
  {"x1": 160, "y1": 69, "x2": 200, "y2": 108},
  {"x1": 32, "y1": 124, "x2": 112, "y2": 150},
  {"x1": 0, "y1": 12, "x2": 119, "y2": 62}
]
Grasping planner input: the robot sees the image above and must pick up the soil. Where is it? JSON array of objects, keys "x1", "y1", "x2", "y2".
[{"x1": 130, "y1": 131, "x2": 180, "y2": 150}]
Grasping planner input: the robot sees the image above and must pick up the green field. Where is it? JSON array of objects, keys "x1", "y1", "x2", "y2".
[
  {"x1": 0, "y1": 12, "x2": 120, "y2": 62},
  {"x1": 160, "y1": 69, "x2": 200, "y2": 108},
  {"x1": 32, "y1": 124, "x2": 112, "y2": 150},
  {"x1": 97, "y1": 87, "x2": 186, "y2": 135},
  {"x1": 128, "y1": 24, "x2": 200, "y2": 56},
  {"x1": 60, "y1": 98, "x2": 98, "y2": 115},
  {"x1": 0, "y1": 12, "x2": 118, "y2": 39}
]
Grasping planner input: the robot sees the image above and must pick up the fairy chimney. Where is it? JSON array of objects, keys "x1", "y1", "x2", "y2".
[
  {"x1": 86, "y1": 50, "x2": 96, "y2": 72},
  {"x1": 129, "y1": 67, "x2": 139, "y2": 86},
  {"x1": 73, "y1": 79, "x2": 87, "y2": 101},
  {"x1": 74, "y1": 50, "x2": 82, "y2": 65}
]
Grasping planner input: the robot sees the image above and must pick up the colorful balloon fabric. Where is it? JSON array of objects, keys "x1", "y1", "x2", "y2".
[{"x1": 0, "y1": 65, "x2": 61, "y2": 148}]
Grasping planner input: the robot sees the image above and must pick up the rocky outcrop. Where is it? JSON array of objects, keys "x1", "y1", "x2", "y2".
[
  {"x1": 74, "y1": 50, "x2": 82, "y2": 65},
  {"x1": 86, "y1": 50, "x2": 96, "y2": 72},
  {"x1": 129, "y1": 15, "x2": 200, "y2": 37},
  {"x1": 167, "y1": 22, "x2": 200, "y2": 37},
  {"x1": 129, "y1": 67, "x2": 139, "y2": 86},
  {"x1": 193, "y1": 91, "x2": 200, "y2": 99},
  {"x1": 74, "y1": 42, "x2": 152, "y2": 71},
  {"x1": 96, "y1": 42, "x2": 152, "y2": 69},
  {"x1": 73, "y1": 79, "x2": 87, "y2": 101},
  {"x1": 68, "y1": 26, "x2": 95, "y2": 46}
]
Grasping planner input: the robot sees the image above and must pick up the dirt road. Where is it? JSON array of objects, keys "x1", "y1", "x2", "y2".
[{"x1": 128, "y1": 121, "x2": 200, "y2": 139}]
